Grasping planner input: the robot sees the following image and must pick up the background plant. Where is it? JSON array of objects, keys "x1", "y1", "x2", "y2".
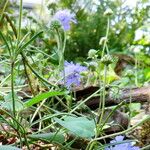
[{"x1": 0, "y1": 0, "x2": 150, "y2": 150}]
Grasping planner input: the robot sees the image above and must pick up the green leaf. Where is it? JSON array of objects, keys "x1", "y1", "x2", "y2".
[
  {"x1": 0, "y1": 31, "x2": 11, "y2": 55},
  {"x1": 129, "y1": 103, "x2": 141, "y2": 117},
  {"x1": 129, "y1": 103, "x2": 141, "y2": 111},
  {"x1": 0, "y1": 145, "x2": 21, "y2": 150},
  {"x1": 16, "y1": 31, "x2": 43, "y2": 55},
  {"x1": 55, "y1": 116, "x2": 96, "y2": 138},
  {"x1": 24, "y1": 91, "x2": 65, "y2": 107},
  {"x1": 28, "y1": 132, "x2": 65, "y2": 144},
  {"x1": 0, "y1": 92, "x2": 24, "y2": 112}
]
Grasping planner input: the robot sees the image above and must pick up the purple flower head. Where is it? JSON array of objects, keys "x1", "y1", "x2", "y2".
[
  {"x1": 53, "y1": 9, "x2": 77, "y2": 31},
  {"x1": 105, "y1": 136, "x2": 140, "y2": 150},
  {"x1": 61, "y1": 61, "x2": 87, "y2": 89}
]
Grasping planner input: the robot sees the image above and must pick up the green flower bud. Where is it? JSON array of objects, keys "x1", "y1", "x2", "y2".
[
  {"x1": 88, "y1": 61, "x2": 98, "y2": 71},
  {"x1": 104, "y1": 8, "x2": 113, "y2": 16},
  {"x1": 88, "y1": 49, "x2": 98, "y2": 59},
  {"x1": 101, "y1": 54, "x2": 114, "y2": 65},
  {"x1": 99, "y1": 37, "x2": 108, "y2": 45},
  {"x1": 50, "y1": 20, "x2": 62, "y2": 31}
]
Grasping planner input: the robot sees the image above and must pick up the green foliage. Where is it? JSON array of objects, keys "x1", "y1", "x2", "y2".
[
  {"x1": 28, "y1": 132, "x2": 65, "y2": 144},
  {"x1": 52, "y1": 0, "x2": 150, "y2": 60},
  {"x1": 0, "y1": 0, "x2": 150, "y2": 149},
  {"x1": 24, "y1": 91, "x2": 65, "y2": 107},
  {"x1": 55, "y1": 116, "x2": 96, "y2": 138},
  {"x1": 0, "y1": 92, "x2": 24, "y2": 112},
  {"x1": 129, "y1": 103, "x2": 141, "y2": 117}
]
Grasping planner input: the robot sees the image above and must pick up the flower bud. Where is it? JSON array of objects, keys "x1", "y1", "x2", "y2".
[
  {"x1": 88, "y1": 49, "x2": 98, "y2": 59},
  {"x1": 99, "y1": 37, "x2": 108, "y2": 45},
  {"x1": 104, "y1": 8, "x2": 113, "y2": 16},
  {"x1": 88, "y1": 61, "x2": 98, "y2": 71},
  {"x1": 101, "y1": 54, "x2": 113, "y2": 65},
  {"x1": 50, "y1": 20, "x2": 62, "y2": 31}
]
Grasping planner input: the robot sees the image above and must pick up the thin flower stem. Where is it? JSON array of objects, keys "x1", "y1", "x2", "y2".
[
  {"x1": 135, "y1": 54, "x2": 138, "y2": 86},
  {"x1": 22, "y1": 54, "x2": 35, "y2": 96},
  {"x1": 62, "y1": 30, "x2": 67, "y2": 85},
  {"x1": 11, "y1": 61, "x2": 16, "y2": 117},
  {"x1": 89, "y1": 16, "x2": 111, "y2": 150},
  {"x1": 98, "y1": 65, "x2": 107, "y2": 128},
  {"x1": 102, "y1": 17, "x2": 110, "y2": 57},
  {"x1": 101, "y1": 100, "x2": 125, "y2": 128},
  {"x1": 30, "y1": 98, "x2": 45, "y2": 123},
  {"x1": 98, "y1": 17, "x2": 110, "y2": 124},
  {"x1": 128, "y1": 85, "x2": 132, "y2": 128},
  {"x1": 11, "y1": 0, "x2": 23, "y2": 118},
  {"x1": 62, "y1": 30, "x2": 67, "y2": 53},
  {"x1": 17, "y1": 0, "x2": 23, "y2": 45},
  {"x1": 70, "y1": 87, "x2": 103, "y2": 113},
  {"x1": 55, "y1": 29, "x2": 66, "y2": 85}
]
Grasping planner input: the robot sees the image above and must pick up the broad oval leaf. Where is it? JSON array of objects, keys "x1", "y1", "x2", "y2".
[{"x1": 55, "y1": 116, "x2": 96, "y2": 138}]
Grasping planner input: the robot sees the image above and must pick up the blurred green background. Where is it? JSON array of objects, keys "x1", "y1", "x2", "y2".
[{"x1": 0, "y1": 0, "x2": 150, "y2": 61}]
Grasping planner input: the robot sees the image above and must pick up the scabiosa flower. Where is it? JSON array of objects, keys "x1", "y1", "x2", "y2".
[
  {"x1": 53, "y1": 9, "x2": 77, "y2": 31},
  {"x1": 61, "y1": 61, "x2": 87, "y2": 89},
  {"x1": 105, "y1": 136, "x2": 140, "y2": 150}
]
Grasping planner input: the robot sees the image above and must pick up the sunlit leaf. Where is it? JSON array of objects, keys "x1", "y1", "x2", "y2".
[{"x1": 24, "y1": 91, "x2": 65, "y2": 107}]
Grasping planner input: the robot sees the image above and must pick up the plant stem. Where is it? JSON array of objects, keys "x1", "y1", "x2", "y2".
[
  {"x1": 101, "y1": 100, "x2": 125, "y2": 128},
  {"x1": 0, "y1": 108, "x2": 30, "y2": 149},
  {"x1": 17, "y1": 0, "x2": 23, "y2": 44},
  {"x1": 22, "y1": 54, "x2": 35, "y2": 96},
  {"x1": 21, "y1": 52, "x2": 56, "y2": 87},
  {"x1": 141, "y1": 144, "x2": 150, "y2": 150},
  {"x1": 89, "y1": 17, "x2": 110, "y2": 150},
  {"x1": 98, "y1": 64, "x2": 107, "y2": 125},
  {"x1": 70, "y1": 87, "x2": 103, "y2": 113},
  {"x1": 88, "y1": 65, "x2": 107, "y2": 150},
  {"x1": 102, "y1": 17, "x2": 110, "y2": 57},
  {"x1": 62, "y1": 31, "x2": 67, "y2": 84},
  {"x1": 0, "y1": 0, "x2": 9, "y2": 21},
  {"x1": 135, "y1": 54, "x2": 138, "y2": 86},
  {"x1": 56, "y1": 29, "x2": 66, "y2": 85},
  {"x1": 11, "y1": 61, "x2": 16, "y2": 117}
]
